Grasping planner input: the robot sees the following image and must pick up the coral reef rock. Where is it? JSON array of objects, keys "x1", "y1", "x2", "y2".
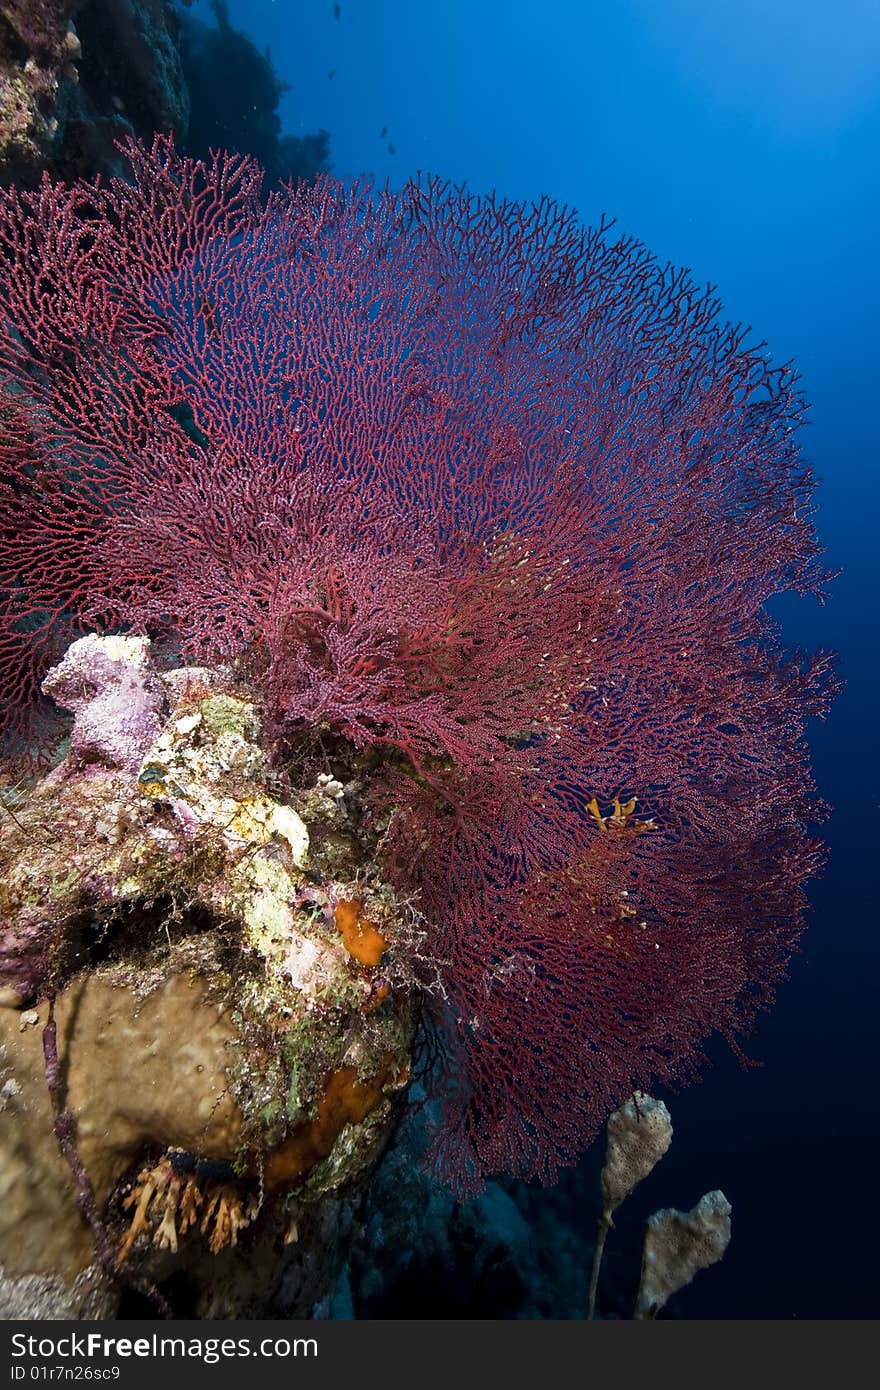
[
  {"x1": 0, "y1": 635, "x2": 418, "y2": 1317},
  {"x1": 0, "y1": 1, "x2": 187, "y2": 181},
  {"x1": 0, "y1": 0, "x2": 329, "y2": 184},
  {"x1": 179, "y1": 0, "x2": 330, "y2": 183},
  {"x1": 0, "y1": 0, "x2": 81, "y2": 175}
]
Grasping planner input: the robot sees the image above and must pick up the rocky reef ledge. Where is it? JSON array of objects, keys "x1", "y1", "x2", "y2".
[{"x1": 0, "y1": 635, "x2": 420, "y2": 1317}]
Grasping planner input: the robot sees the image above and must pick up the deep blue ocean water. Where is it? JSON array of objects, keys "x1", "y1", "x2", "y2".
[{"x1": 214, "y1": 0, "x2": 880, "y2": 1319}]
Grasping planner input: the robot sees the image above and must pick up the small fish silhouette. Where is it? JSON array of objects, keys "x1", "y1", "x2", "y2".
[
  {"x1": 328, "y1": 68, "x2": 336, "y2": 80},
  {"x1": 379, "y1": 126, "x2": 388, "y2": 139},
  {"x1": 388, "y1": 143, "x2": 396, "y2": 155},
  {"x1": 334, "y1": 3, "x2": 341, "y2": 17}
]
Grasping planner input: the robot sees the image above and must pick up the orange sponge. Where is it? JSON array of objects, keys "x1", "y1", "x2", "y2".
[{"x1": 334, "y1": 898, "x2": 389, "y2": 967}]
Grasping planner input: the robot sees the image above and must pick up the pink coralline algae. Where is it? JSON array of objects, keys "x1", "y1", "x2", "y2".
[{"x1": 0, "y1": 137, "x2": 836, "y2": 1192}]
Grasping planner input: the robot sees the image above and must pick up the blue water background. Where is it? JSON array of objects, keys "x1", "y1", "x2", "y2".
[{"x1": 223, "y1": 0, "x2": 880, "y2": 1318}]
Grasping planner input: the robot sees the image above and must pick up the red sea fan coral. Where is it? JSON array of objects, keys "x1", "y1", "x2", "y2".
[{"x1": 0, "y1": 137, "x2": 836, "y2": 1191}]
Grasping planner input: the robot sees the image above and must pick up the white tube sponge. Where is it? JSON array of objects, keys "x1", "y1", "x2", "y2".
[
  {"x1": 635, "y1": 1189, "x2": 732, "y2": 1318},
  {"x1": 600, "y1": 1092, "x2": 673, "y2": 1212},
  {"x1": 588, "y1": 1091, "x2": 673, "y2": 1317}
]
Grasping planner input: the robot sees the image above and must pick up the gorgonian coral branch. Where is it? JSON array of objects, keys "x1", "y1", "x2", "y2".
[{"x1": 0, "y1": 135, "x2": 836, "y2": 1191}]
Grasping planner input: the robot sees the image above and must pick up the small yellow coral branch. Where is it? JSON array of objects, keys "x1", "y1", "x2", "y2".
[
  {"x1": 118, "y1": 1153, "x2": 256, "y2": 1262},
  {"x1": 587, "y1": 795, "x2": 656, "y2": 835}
]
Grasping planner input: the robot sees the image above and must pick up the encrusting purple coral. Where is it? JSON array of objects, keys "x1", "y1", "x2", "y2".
[
  {"x1": 41, "y1": 634, "x2": 167, "y2": 776},
  {"x1": 0, "y1": 635, "x2": 168, "y2": 998}
]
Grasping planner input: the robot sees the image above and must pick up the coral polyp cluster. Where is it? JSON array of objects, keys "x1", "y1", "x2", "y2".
[{"x1": 120, "y1": 1152, "x2": 259, "y2": 1262}]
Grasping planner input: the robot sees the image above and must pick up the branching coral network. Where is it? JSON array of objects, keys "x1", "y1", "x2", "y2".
[{"x1": 0, "y1": 136, "x2": 836, "y2": 1192}]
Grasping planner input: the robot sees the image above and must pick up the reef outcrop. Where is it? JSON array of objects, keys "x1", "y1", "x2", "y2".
[
  {"x1": 0, "y1": 635, "x2": 418, "y2": 1317},
  {"x1": 0, "y1": 1, "x2": 329, "y2": 183}
]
